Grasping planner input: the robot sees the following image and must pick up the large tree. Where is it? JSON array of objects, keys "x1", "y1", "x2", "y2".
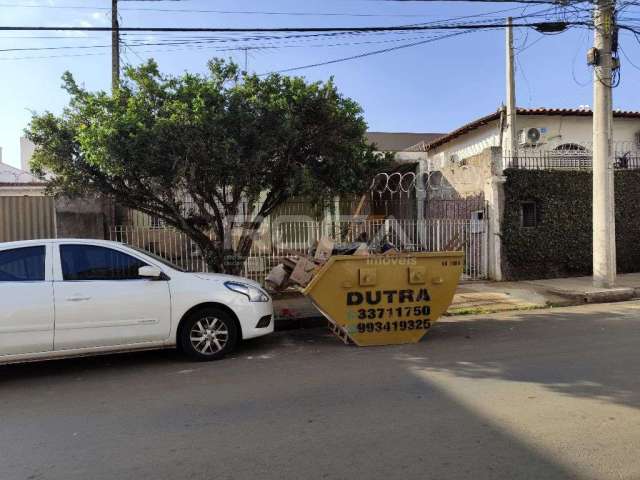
[{"x1": 27, "y1": 59, "x2": 390, "y2": 273}]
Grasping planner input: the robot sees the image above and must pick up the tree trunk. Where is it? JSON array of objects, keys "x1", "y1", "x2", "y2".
[{"x1": 224, "y1": 222, "x2": 263, "y2": 276}]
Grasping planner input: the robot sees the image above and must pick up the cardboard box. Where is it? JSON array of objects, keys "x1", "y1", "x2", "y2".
[
  {"x1": 314, "y1": 237, "x2": 334, "y2": 263},
  {"x1": 353, "y1": 243, "x2": 369, "y2": 256},
  {"x1": 265, "y1": 264, "x2": 289, "y2": 290},
  {"x1": 282, "y1": 256, "x2": 299, "y2": 272},
  {"x1": 289, "y1": 257, "x2": 317, "y2": 287}
]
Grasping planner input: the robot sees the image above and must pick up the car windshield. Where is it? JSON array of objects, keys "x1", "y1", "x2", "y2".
[{"x1": 129, "y1": 246, "x2": 186, "y2": 272}]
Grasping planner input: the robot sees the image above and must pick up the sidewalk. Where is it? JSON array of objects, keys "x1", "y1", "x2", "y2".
[{"x1": 272, "y1": 273, "x2": 640, "y2": 327}]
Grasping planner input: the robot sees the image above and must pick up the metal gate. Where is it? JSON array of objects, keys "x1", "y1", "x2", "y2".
[{"x1": 0, "y1": 196, "x2": 56, "y2": 243}]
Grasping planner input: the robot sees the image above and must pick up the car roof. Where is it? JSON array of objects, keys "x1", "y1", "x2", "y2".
[{"x1": 0, "y1": 238, "x2": 125, "y2": 248}]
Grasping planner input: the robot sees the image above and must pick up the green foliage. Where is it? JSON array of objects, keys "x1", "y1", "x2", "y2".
[
  {"x1": 26, "y1": 59, "x2": 391, "y2": 273},
  {"x1": 502, "y1": 169, "x2": 640, "y2": 280}
]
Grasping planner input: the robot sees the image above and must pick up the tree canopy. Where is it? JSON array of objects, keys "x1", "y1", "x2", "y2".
[{"x1": 27, "y1": 59, "x2": 391, "y2": 273}]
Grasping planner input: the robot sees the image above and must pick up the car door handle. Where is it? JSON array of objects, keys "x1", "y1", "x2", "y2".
[{"x1": 67, "y1": 296, "x2": 91, "y2": 302}]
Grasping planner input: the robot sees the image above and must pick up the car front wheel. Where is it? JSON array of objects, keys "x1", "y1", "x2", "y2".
[{"x1": 179, "y1": 307, "x2": 239, "y2": 361}]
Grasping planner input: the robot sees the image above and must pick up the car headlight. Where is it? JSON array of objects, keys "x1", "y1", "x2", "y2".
[{"x1": 224, "y1": 281, "x2": 270, "y2": 302}]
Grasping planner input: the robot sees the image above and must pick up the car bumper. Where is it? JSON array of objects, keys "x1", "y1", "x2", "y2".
[{"x1": 234, "y1": 300, "x2": 275, "y2": 340}]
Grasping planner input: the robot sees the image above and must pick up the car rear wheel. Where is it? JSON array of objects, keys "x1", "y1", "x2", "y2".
[{"x1": 179, "y1": 307, "x2": 239, "y2": 361}]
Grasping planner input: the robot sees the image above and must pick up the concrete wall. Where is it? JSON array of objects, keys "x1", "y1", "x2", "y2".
[
  {"x1": 55, "y1": 197, "x2": 111, "y2": 239},
  {"x1": 427, "y1": 147, "x2": 497, "y2": 201}
]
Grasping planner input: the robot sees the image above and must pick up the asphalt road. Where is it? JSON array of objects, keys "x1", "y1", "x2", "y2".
[{"x1": 2, "y1": 301, "x2": 640, "y2": 480}]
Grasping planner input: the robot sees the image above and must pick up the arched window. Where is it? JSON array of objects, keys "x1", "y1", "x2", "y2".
[
  {"x1": 549, "y1": 143, "x2": 591, "y2": 168},
  {"x1": 554, "y1": 143, "x2": 588, "y2": 153}
]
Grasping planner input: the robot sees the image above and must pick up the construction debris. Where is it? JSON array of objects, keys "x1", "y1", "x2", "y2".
[
  {"x1": 265, "y1": 264, "x2": 289, "y2": 290},
  {"x1": 265, "y1": 238, "x2": 395, "y2": 292},
  {"x1": 289, "y1": 257, "x2": 318, "y2": 287},
  {"x1": 314, "y1": 237, "x2": 334, "y2": 264},
  {"x1": 353, "y1": 243, "x2": 369, "y2": 256}
]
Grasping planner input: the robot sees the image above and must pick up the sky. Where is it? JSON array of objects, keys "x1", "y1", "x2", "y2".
[{"x1": 1, "y1": 0, "x2": 640, "y2": 169}]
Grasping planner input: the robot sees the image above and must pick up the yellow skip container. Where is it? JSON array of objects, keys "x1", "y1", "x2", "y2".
[{"x1": 302, "y1": 252, "x2": 464, "y2": 346}]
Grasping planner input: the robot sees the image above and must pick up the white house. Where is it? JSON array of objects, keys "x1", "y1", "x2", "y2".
[
  {"x1": 413, "y1": 107, "x2": 640, "y2": 172},
  {"x1": 392, "y1": 107, "x2": 640, "y2": 282}
]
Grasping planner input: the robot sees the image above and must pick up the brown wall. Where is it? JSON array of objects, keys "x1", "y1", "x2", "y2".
[{"x1": 0, "y1": 196, "x2": 56, "y2": 242}]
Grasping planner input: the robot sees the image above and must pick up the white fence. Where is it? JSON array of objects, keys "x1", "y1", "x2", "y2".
[{"x1": 109, "y1": 217, "x2": 488, "y2": 284}]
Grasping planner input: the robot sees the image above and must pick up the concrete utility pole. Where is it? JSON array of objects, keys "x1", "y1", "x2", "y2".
[
  {"x1": 111, "y1": 0, "x2": 120, "y2": 92},
  {"x1": 592, "y1": 0, "x2": 616, "y2": 288},
  {"x1": 504, "y1": 17, "x2": 518, "y2": 166}
]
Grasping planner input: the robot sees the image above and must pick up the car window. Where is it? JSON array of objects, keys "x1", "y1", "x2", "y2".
[
  {"x1": 0, "y1": 246, "x2": 46, "y2": 282},
  {"x1": 60, "y1": 245, "x2": 149, "y2": 281},
  {"x1": 129, "y1": 245, "x2": 186, "y2": 272}
]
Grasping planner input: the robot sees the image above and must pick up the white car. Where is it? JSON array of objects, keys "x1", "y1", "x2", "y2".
[{"x1": 0, "y1": 239, "x2": 274, "y2": 365}]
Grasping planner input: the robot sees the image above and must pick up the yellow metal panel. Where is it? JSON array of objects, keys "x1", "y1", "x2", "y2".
[
  {"x1": 358, "y1": 268, "x2": 377, "y2": 286},
  {"x1": 408, "y1": 266, "x2": 426, "y2": 285},
  {"x1": 303, "y1": 252, "x2": 463, "y2": 347}
]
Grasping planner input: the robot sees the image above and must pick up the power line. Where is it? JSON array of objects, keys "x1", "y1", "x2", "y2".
[
  {"x1": 0, "y1": 5, "x2": 570, "y2": 54},
  {"x1": 0, "y1": 3, "x2": 460, "y2": 17},
  {"x1": 382, "y1": 0, "x2": 577, "y2": 3},
  {"x1": 0, "y1": 32, "x2": 476, "y2": 53},
  {"x1": 0, "y1": 3, "x2": 575, "y2": 41},
  {"x1": 0, "y1": 21, "x2": 592, "y2": 33},
  {"x1": 260, "y1": 29, "x2": 484, "y2": 75}
]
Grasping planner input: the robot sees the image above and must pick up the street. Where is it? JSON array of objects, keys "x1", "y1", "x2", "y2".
[{"x1": 2, "y1": 301, "x2": 640, "y2": 480}]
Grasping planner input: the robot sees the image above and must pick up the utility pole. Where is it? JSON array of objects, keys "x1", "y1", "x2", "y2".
[
  {"x1": 504, "y1": 17, "x2": 518, "y2": 167},
  {"x1": 592, "y1": 0, "x2": 616, "y2": 288},
  {"x1": 111, "y1": 0, "x2": 120, "y2": 92}
]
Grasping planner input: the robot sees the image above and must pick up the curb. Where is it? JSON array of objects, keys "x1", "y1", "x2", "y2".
[{"x1": 546, "y1": 287, "x2": 635, "y2": 304}]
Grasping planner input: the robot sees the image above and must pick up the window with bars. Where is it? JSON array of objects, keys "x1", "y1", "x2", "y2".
[{"x1": 520, "y1": 202, "x2": 538, "y2": 228}]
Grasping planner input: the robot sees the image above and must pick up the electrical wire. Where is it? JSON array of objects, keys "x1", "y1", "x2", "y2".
[
  {"x1": 259, "y1": 29, "x2": 484, "y2": 75},
  {"x1": 0, "y1": 20, "x2": 593, "y2": 33}
]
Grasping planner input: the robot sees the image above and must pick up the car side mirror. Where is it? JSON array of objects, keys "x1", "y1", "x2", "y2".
[{"x1": 138, "y1": 266, "x2": 163, "y2": 279}]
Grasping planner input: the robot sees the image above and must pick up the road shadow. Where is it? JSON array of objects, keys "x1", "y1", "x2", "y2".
[
  {"x1": 406, "y1": 302, "x2": 640, "y2": 411},
  {"x1": 0, "y1": 328, "x2": 339, "y2": 386},
  {"x1": 0, "y1": 328, "x2": 583, "y2": 480}
]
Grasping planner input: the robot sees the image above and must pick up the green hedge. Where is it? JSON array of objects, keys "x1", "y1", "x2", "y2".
[{"x1": 502, "y1": 169, "x2": 640, "y2": 280}]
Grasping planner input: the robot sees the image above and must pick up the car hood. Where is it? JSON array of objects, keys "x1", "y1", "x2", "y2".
[{"x1": 192, "y1": 272, "x2": 263, "y2": 289}]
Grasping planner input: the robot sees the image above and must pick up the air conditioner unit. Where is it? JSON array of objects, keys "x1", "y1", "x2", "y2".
[{"x1": 518, "y1": 127, "x2": 545, "y2": 146}]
